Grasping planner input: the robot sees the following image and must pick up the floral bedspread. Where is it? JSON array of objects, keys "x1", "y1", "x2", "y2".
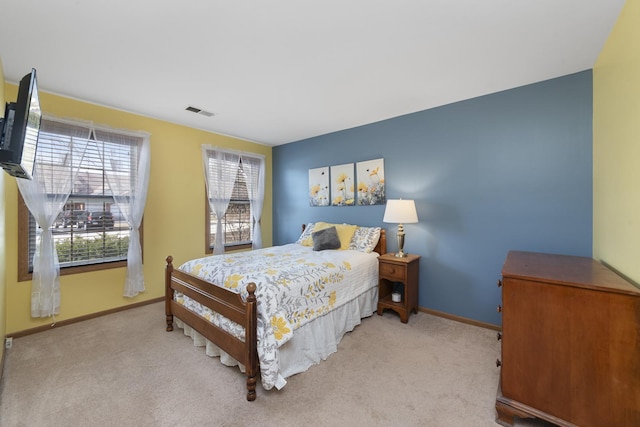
[{"x1": 175, "y1": 243, "x2": 379, "y2": 390}]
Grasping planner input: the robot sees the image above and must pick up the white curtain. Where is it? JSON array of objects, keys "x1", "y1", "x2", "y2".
[
  {"x1": 201, "y1": 146, "x2": 241, "y2": 255},
  {"x1": 17, "y1": 117, "x2": 90, "y2": 318},
  {"x1": 241, "y1": 154, "x2": 265, "y2": 250},
  {"x1": 95, "y1": 128, "x2": 151, "y2": 297}
]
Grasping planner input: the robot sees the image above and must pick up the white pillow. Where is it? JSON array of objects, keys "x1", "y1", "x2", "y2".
[
  {"x1": 348, "y1": 226, "x2": 381, "y2": 253},
  {"x1": 296, "y1": 222, "x2": 315, "y2": 244}
]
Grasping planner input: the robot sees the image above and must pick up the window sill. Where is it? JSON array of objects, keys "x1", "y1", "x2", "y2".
[
  {"x1": 205, "y1": 243, "x2": 252, "y2": 255},
  {"x1": 19, "y1": 260, "x2": 128, "y2": 282}
]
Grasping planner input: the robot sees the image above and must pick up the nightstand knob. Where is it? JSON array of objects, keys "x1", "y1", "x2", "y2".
[
  {"x1": 496, "y1": 359, "x2": 502, "y2": 368},
  {"x1": 497, "y1": 332, "x2": 502, "y2": 341},
  {"x1": 497, "y1": 280, "x2": 502, "y2": 287},
  {"x1": 497, "y1": 305, "x2": 502, "y2": 313}
]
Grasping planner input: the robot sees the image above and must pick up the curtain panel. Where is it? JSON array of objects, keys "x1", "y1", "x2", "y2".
[
  {"x1": 95, "y1": 126, "x2": 151, "y2": 297},
  {"x1": 17, "y1": 116, "x2": 91, "y2": 317},
  {"x1": 201, "y1": 146, "x2": 241, "y2": 255},
  {"x1": 241, "y1": 155, "x2": 265, "y2": 250}
]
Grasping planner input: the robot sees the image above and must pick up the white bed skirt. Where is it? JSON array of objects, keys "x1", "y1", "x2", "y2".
[{"x1": 175, "y1": 285, "x2": 378, "y2": 390}]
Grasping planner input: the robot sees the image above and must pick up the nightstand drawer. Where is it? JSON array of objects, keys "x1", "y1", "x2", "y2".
[{"x1": 379, "y1": 263, "x2": 404, "y2": 281}]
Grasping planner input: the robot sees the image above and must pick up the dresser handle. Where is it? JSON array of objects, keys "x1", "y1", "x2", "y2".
[
  {"x1": 496, "y1": 359, "x2": 502, "y2": 367},
  {"x1": 497, "y1": 332, "x2": 502, "y2": 341},
  {"x1": 497, "y1": 280, "x2": 502, "y2": 287},
  {"x1": 497, "y1": 305, "x2": 502, "y2": 313}
]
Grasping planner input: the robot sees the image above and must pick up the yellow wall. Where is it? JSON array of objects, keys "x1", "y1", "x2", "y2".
[
  {"x1": 3, "y1": 81, "x2": 272, "y2": 334},
  {"x1": 593, "y1": 0, "x2": 640, "y2": 282},
  {"x1": 1, "y1": 58, "x2": 7, "y2": 359}
]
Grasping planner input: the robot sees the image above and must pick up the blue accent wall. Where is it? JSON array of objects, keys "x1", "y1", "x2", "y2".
[{"x1": 273, "y1": 71, "x2": 593, "y2": 326}]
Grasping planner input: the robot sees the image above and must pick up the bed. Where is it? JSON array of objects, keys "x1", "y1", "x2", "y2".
[{"x1": 165, "y1": 222, "x2": 386, "y2": 401}]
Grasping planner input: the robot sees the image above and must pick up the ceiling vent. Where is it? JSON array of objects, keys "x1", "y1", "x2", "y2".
[{"x1": 185, "y1": 106, "x2": 214, "y2": 117}]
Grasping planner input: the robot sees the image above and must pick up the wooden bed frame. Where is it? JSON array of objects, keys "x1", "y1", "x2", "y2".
[{"x1": 165, "y1": 225, "x2": 386, "y2": 401}]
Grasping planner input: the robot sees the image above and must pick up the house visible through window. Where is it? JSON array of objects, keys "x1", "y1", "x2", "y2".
[
  {"x1": 18, "y1": 118, "x2": 144, "y2": 280},
  {"x1": 206, "y1": 161, "x2": 252, "y2": 252}
]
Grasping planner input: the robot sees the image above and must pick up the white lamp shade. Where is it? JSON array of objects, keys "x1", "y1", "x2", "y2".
[{"x1": 383, "y1": 199, "x2": 418, "y2": 224}]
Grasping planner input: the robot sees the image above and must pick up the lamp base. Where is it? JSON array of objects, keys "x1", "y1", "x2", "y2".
[{"x1": 395, "y1": 224, "x2": 408, "y2": 257}]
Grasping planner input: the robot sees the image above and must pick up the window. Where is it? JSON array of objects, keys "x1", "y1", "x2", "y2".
[
  {"x1": 202, "y1": 147, "x2": 265, "y2": 255},
  {"x1": 18, "y1": 118, "x2": 144, "y2": 281},
  {"x1": 205, "y1": 161, "x2": 252, "y2": 253}
]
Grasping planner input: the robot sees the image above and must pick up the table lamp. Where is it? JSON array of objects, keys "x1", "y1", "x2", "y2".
[{"x1": 383, "y1": 199, "x2": 418, "y2": 257}]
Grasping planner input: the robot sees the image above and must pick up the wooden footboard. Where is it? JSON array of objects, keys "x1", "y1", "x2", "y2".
[
  {"x1": 165, "y1": 225, "x2": 386, "y2": 402},
  {"x1": 165, "y1": 256, "x2": 258, "y2": 401}
]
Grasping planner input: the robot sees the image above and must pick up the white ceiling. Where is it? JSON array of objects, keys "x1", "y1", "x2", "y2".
[{"x1": 0, "y1": 1, "x2": 625, "y2": 146}]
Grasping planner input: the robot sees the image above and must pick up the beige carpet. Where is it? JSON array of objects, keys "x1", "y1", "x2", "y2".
[{"x1": 0, "y1": 302, "x2": 551, "y2": 427}]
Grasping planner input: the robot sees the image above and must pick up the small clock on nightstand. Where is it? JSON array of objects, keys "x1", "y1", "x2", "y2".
[{"x1": 376, "y1": 253, "x2": 420, "y2": 323}]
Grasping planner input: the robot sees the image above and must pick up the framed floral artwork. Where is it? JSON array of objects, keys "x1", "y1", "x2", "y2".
[
  {"x1": 356, "y1": 158, "x2": 385, "y2": 205},
  {"x1": 330, "y1": 163, "x2": 355, "y2": 206},
  {"x1": 308, "y1": 167, "x2": 330, "y2": 206}
]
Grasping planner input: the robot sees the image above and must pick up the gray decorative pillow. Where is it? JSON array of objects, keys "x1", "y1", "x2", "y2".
[{"x1": 312, "y1": 226, "x2": 341, "y2": 251}]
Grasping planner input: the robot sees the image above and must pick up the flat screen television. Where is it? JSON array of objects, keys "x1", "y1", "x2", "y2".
[{"x1": 0, "y1": 68, "x2": 42, "y2": 180}]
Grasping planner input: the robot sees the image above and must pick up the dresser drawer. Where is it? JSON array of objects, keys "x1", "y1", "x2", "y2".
[{"x1": 379, "y1": 262, "x2": 405, "y2": 281}]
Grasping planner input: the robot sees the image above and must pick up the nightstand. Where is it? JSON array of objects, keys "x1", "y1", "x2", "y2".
[{"x1": 376, "y1": 253, "x2": 420, "y2": 323}]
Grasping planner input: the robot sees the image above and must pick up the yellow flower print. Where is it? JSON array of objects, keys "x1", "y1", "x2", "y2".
[
  {"x1": 322, "y1": 262, "x2": 335, "y2": 268},
  {"x1": 345, "y1": 198, "x2": 354, "y2": 205},
  {"x1": 191, "y1": 264, "x2": 204, "y2": 275},
  {"x1": 333, "y1": 195, "x2": 344, "y2": 205},
  {"x1": 343, "y1": 261, "x2": 352, "y2": 270},
  {"x1": 266, "y1": 268, "x2": 278, "y2": 275},
  {"x1": 310, "y1": 185, "x2": 321, "y2": 196},
  {"x1": 358, "y1": 182, "x2": 368, "y2": 193},
  {"x1": 329, "y1": 291, "x2": 337, "y2": 307},
  {"x1": 369, "y1": 166, "x2": 379, "y2": 176},
  {"x1": 224, "y1": 274, "x2": 244, "y2": 289},
  {"x1": 271, "y1": 316, "x2": 291, "y2": 341},
  {"x1": 336, "y1": 173, "x2": 348, "y2": 184}
]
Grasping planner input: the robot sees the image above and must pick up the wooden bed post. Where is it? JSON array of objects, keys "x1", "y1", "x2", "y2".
[
  {"x1": 245, "y1": 282, "x2": 258, "y2": 401},
  {"x1": 378, "y1": 229, "x2": 387, "y2": 255},
  {"x1": 165, "y1": 256, "x2": 174, "y2": 332}
]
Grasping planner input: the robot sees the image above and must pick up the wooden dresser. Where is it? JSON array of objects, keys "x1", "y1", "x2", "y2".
[{"x1": 495, "y1": 251, "x2": 640, "y2": 427}]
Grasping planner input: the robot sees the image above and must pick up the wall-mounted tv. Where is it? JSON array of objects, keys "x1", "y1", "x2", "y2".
[{"x1": 0, "y1": 68, "x2": 42, "y2": 180}]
